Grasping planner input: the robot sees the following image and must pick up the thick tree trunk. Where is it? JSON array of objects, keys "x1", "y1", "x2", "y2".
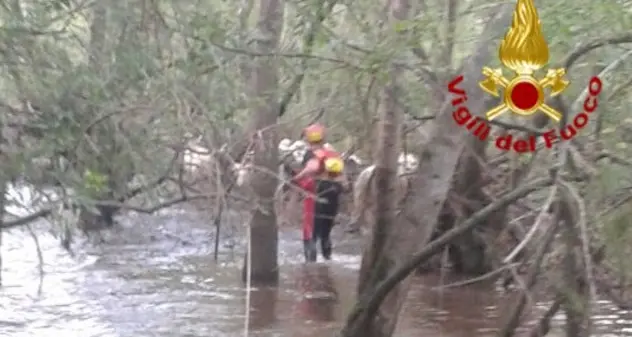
[
  {"x1": 353, "y1": 0, "x2": 408, "y2": 336},
  {"x1": 358, "y1": 69, "x2": 402, "y2": 297},
  {"x1": 341, "y1": 5, "x2": 514, "y2": 337},
  {"x1": 560, "y1": 194, "x2": 591, "y2": 337},
  {"x1": 434, "y1": 120, "x2": 503, "y2": 275},
  {"x1": 248, "y1": 287, "x2": 278, "y2": 330},
  {"x1": 241, "y1": 0, "x2": 284, "y2": 285}
]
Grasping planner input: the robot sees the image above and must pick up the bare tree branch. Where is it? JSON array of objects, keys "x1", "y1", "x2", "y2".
[{"x1": 0, "y1": 209, "x2": 52, "y2": 230}]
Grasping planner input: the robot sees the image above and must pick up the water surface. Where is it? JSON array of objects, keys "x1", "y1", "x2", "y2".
[{"x1": 1, "y1": 208, "x2": 631, "y2": 337}]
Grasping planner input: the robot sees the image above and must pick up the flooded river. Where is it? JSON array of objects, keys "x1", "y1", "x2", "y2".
[{"x1": 1, "y1": 208, "x2": 632, "y2": 337}]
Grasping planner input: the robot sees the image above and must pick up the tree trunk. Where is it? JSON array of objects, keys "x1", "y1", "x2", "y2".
[
  {"x1": 560, "y1": 194, "x2": 590, "y2": 337},
  {"x1": 435, "y1": 118, "x2": 502, "y2": 275},
  {"x1": 353, "y1": 0, "x2": 408, "y2": 336},
  {"x1": 0, "y1": 184, "x2": 3, "y2": 286},
  {"x1": 75, "y1": 1, "x2": 113, "y2": 234},
  {"x1": 0, "y1": 124, "x2": 5, "y2": 286},
  {"x1": 358, "y1": 71, "x2": 402, "y2": 295},
  {"x1": 241, "y1": 0, "x2": 284, "y2": 285},
  {"x1": 341, "y1": 5, "x2": 514, "y2": 337}
]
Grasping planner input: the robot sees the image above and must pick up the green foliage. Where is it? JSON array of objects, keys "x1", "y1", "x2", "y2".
[
  {"x1": 0, "y1": 0, "x2": 630, "y2": 238},
  {"x1": 83, "y1": 169, "x2": 108, "y2": 195}
]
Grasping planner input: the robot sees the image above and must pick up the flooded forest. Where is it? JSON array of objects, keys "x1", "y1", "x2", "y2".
[{"x1": 2, "y1": 0, "x2": 632, "y2": 336}]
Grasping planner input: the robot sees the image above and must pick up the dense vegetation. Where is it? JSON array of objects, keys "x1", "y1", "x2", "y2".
[{"x1": 1, "y1": 0, "x2": 632, "y2": 336}]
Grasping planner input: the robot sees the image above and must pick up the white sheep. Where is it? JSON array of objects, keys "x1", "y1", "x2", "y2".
[
  {"x1": 278, "y1": 138, "x2": 293, "y2": 157},
  {"x1": 397, "y1": 153, "x2": 419, "y2": 175},
  {"x1": 348, "y1": 152, "x2": 419, "y2": 233},
  {"x1": 183, "y1": 137, "x2": 212, "y2": 172},
  {"x1": 289, "y1": 140, "x2": 308, "y2": 164},
  {"x1": 234, "y1": 138, "x2": 304, "y2": 187}
]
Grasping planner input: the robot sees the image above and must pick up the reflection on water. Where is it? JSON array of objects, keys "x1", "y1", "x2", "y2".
[
  {"x1": 249, "y1": 286, "x2": 278, "y2": 331},
  {"x1": 398, "y1": 274, "x2": 505, "y2": 337},
  {"x1": 1, "y1": 209, "x2": 632, "y2": 337},
  {"x1": 294, "y1": 265, "x2": 338, "y2": 323}
]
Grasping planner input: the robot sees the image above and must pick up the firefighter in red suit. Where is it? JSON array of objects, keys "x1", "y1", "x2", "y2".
[{"x1": 292, "y1": 124, "x2": 348, "y2": 262}]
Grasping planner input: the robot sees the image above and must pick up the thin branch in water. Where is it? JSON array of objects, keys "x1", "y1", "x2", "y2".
[
  {"x1": 430, "y1": 262, "x2": 520, "y2": 290},
  {"x1": 26, "y1": 225, "x2": 45, "y2": 295},
  {"x1": 528, "y1": 296, "x2": 563, "y2": 337}
]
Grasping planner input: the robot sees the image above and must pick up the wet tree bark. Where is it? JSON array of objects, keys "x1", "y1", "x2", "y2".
[
  {"x1": 357, "y1": 55, "x2": 403, "y2": 316},
  {"x1": 240, "y1": 0, "x2": 284, "y2": 285},
  {"x1": 436, "y1": 115, "x2": 501, "y2": 275},
  {"x1": 353, "y1": 0, "x2": 408, "y2": 335},
  {"x1": 0, "y1": 184, "x2": 3, "y2": 286},
  {"x1": 75, "y1": 3, "x2": 140, "y2": 234},
  {"x1": 560, "y1": 192, "x2": 591, "y2": 337},
  {"x1": 425, "y1": 0, "x2": 512, "y2": 275},
  {"x1": 0, "y1": 124, "x2": 4, "y2": 286},
  {"x1": 341, "y1": 5, "x2": 513, "y2": 337}
]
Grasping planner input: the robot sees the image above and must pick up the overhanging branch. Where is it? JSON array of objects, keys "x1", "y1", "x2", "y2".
[
  {"x1": 1, "y1": 209, "x2": 52, "y2": 230},
  {"x1": 563, "y1": 31, "x2": 632, "y2": 70}
]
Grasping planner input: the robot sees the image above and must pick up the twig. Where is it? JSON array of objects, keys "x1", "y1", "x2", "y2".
[
  {"x1": 120, "y1": 152, "x2": 180, "y2": 202},
  {"x1": 430, "y1": 262, "x2": 520, "y2": 290},
  {"x1": 214, "y1": 178, "x2": 237, "y2": 261}
]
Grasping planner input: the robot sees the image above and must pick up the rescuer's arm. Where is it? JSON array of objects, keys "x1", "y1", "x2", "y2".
[{"x1": 292, "y1": 158, "x2": 320, "y2": 182}]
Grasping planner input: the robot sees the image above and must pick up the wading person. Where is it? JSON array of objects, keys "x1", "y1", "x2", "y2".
[{"x1": 292, "y1": 124, "x2": 348, "y2": 262}]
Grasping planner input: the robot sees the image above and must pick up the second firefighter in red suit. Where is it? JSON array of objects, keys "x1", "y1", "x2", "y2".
[{"x1": 292, "y1": 124, "x2": 348, "y2": 262}]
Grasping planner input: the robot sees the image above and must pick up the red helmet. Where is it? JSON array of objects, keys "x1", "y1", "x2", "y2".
[{"x1": 303, "y1": 124, "x2": 325, "y2": 143}]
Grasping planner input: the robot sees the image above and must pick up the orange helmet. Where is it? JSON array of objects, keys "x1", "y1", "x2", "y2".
[{"x1": 303, "y1": 124, "x2": 325, "y2": 143}]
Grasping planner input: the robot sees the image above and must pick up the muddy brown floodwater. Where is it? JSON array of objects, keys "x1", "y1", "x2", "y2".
[{"x1": 1, "y1": 208, "x2": 632, "y2": 337}]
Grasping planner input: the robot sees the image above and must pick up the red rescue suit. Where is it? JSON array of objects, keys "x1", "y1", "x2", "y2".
[{"x1": 298, "y1": 148, "x2": 342, "y2": 241}]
